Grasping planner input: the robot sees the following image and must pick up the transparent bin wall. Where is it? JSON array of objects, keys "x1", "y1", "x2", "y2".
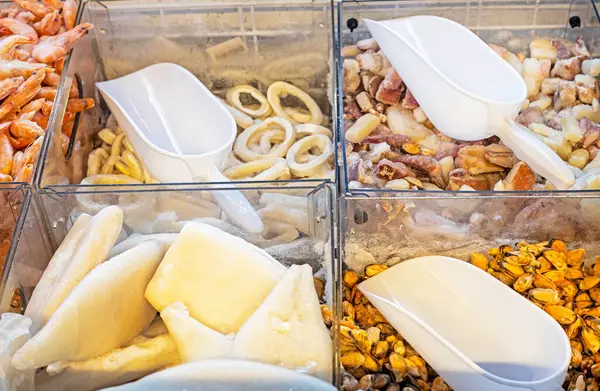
[
  {"x1": 342, "y1": 191, "x2": 600, "y2": 271},
  {"x1": 337, "y1": 0, "x2": 600, "y2": 194},
  {"x1": 38, "y1": 0, "x2": 337, "y2": 188},
  {"x1": 0, "y1": 186, "x2": 50, "y2": 313},
  {"x1": 17, "y1": 183, "x2": 339, "y2": 383}
]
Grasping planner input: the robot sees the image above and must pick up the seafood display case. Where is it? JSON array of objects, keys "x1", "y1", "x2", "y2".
[
  {"x1": 337, "y1": 1, "x2": 600, "y2": 390},
  {"x1": 35, "y1": 0, "x2": 338, "y2": 189}
]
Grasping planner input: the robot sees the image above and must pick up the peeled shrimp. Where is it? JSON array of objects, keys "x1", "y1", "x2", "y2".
[
  {"x1": 33, "y1": 10, "x2": 60, "y2": 36},
  {"x1": 62, "y1": 0, "x2": 76, "y2": 30},
  {"x1": 0, "y1": 35, "x2": 33, "y2": 59},
  {"x1": 0, "y1": 125, "x2": 13, "y2": 175},
  {"x1": 0, "y1": 18, "x2": 38, "y2": 42},
  {"x1": 0, "y1": 76, "x2": 23, "y2": 100},
  {"x1": 32, "y1": 23, "x2": 93, "y2": 63},
  {"x1": 0, "y1": 59, "x2": 46, "y2": 80}
]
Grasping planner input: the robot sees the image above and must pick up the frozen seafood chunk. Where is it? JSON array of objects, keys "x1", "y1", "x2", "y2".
[
  {"x1": 231, "y1": 264, "x2": 333, "y2": 381},
  {"x1": 35, "y1": 334, "x2": 178, "y2": 391},
  {"x1": 0, "y1": 314, "x2": 34, "y2": 391},
  {"x1": 100, "y1": 360, "x2": 336, "y2": 391},
  {"x1": 145, "y1": 222, "x2": 285, "y2": 334},
  {"x1": 161, "y1": 302, "x2": 232, "y2": 363},
  {"x1": 25, "y1": 206, "x2": 123, "y2": 334},
  {"x1": 12, "y1": 241, "x2": 165, "y2": 370}
]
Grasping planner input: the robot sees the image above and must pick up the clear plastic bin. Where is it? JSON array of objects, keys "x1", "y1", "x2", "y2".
[
  {"x1": 337, "y1": 0, "x2": 600, "y2": 195},
  {"x1": 36, "y1": 0, "x2": 337, "y2": 189},
  {"x1": 4, "y1": 182, "x2": 339, "y2": 387},
  {"x1": 0, "y1": 185, "x2": 47, "y2": 312}
]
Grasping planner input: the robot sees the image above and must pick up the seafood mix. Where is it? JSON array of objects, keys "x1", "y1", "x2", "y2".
[
  {"x1": 0, "y1": 0, "x2": 95, "y2": 184},
  {"x1": 343, "y1": 36, "x2": 600, "y2": 191}
]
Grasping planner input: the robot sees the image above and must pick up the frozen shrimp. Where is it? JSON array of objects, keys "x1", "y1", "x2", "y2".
[
  {"x1": 33, "y1": 86, "x2": 55, "y2": 100},
  {"x1": 32, "y1": 111, "x2": 47, "y2": 129},
  {"x1": 20, "y1": 97, "x2": 44, "y2": 114},
  {"x1": 0, "y1": 125, "x2": 13, "y2": 175},
  {"x1": 14, "y1": 163, "x2": 32, "y2": 182},
  {"x1": 0, "y1": 35, "x2": 33, "y2": 59},
  {"x1": 10, "y1": 150, "x2": 22, "y2": 177},
  {"x1": 12, "y1": 0, "x2": 51, "y2": 21},
  {"x1": 33, "y1": 10, "x2": 60, "y2": 36},
  {"x1": 0, "y1": 69, "x2": 44, "y2": 119},
  {"x1": 66, "y1": 98, "x2": 94, "y2": 113},
  {"x1": 0, "y1": 8, "x2": 19, "y2": 19},
  {"x1": 0, "y1": 77, "x2": 23, "y2": 100},
  {"x1": 62, "y1": 0, "x2": 76, "y2": 30},
  {"x1": 0, "y1": 18, "x2": 38, "y2": 42},
  {"x1": 0, "y1": 173, "x2": 12, "y2": 182},
  {"x1": 32, "y1": 23, "x2": 93, "y2": 63},
  {"x1": 41, "y1": 0, "x2": 62, "y2": 10},
  {"x1": 15, "y1": 11, "x2": 35, "y2": 24},
  {"x1": 53, "y1": 56, "x2": 63, "y2": 74},
  {"x1": 22, "y1": 133, "x2": 42, "y2": 164},
  {"x1": 0, "y1": 59, "x2": 47, "y2": 80},
  {"x1": 10, "y1": 119, "x2": 44, "y2": 140},
  {"x1": 43, "y1": 70, "x2": 59, "y2": 86}
]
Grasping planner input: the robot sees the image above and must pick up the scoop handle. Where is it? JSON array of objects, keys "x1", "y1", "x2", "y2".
[
  {"x1": 203, "y1": 166, "x2": 264, "y2": 233},
  {"x1": 497, "y1": 120, "x2": 575, "y2": 190}
]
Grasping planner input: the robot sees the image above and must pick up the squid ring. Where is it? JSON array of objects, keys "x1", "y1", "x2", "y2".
[
  {"x1": 234, "y1": 116, "x2": 295, "y2": 162},
  {"x1": 76, "y1": 174, "x2": 147, "y2": 215},
  {"x1": 226, "y1": 85, "x2": 272, "y2": 118},
  {"x1": 267, "y1": 81, "x2": 323, "y2": 125},
  {"x1": 286, "y1": 134, "x2": 333, "y2": 177},
  {"x1": 294, "y1": 123, "x2": 333, "y2": 139},
  {"x1": 224, "y1": 158, "x2": 289, "y2": 181}
]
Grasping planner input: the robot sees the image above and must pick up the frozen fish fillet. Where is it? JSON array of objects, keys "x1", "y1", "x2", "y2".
[
  {"x1": 25, "y1": 206, "x2": 123, "y2": 334},
  {"x1": 0, "y1": 314, "x2": 34, "y2": 391},
  {"x1": 231, "y1": 264, "x2": 333, "y2": 381},
  {"x1": 100, "y1": 359, "x2": 337, "y2": 391},
  {"x1": 145, "y1": 222, "x2": 285, "y2": 334},
  {"x1": 141, "y1": 319, "x2": 168, "y2": 339},
  {"x1": 12, "y1": 241, "x2": 165, "y2": 370},
  {"x1": 109, "y1": 233, "x2": 178, "y2": 258},
  {"x1": 161, "y1": 302, "x2": 232, "y2": 363},
  {"x1": 35, "y1": 334, "x2": 179, "y2": 391},
  {"x1": 25, "y1": 213, "x2": 92, "y2": 334}
]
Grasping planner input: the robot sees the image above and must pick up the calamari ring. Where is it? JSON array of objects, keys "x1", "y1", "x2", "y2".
[
  {"x1": 294, "y1": 123, "x2": 333, "y2": 139},
  {"x1": 234, "y1": 116, "x2": 295, "y2": 162},
  {"x1": 224, "y1": 158, "x2": 289, "y2": 181},
  {"x1": 267, "y1": 81, "x2": 323, "y2": 125},
  {"x1": 286, "y1": 134, "x2": 333, "y2": 177},
  {"x1": 76, "y1": 174, "x2": 148, "y2": 215},
  {"x1": 226, "y1": 85, "x2": 272, "y2": 118}
]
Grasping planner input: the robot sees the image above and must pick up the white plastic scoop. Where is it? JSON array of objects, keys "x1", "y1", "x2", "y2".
[
  {"x1": 365, "y1": 16, "x2": 575, "y2": 189},
  {"x1": 96, "y1": 63, "x2": 263, "y2": 233},
  {"x1": 358, "y1": 256, "x2": 570, "y2": 391}
]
